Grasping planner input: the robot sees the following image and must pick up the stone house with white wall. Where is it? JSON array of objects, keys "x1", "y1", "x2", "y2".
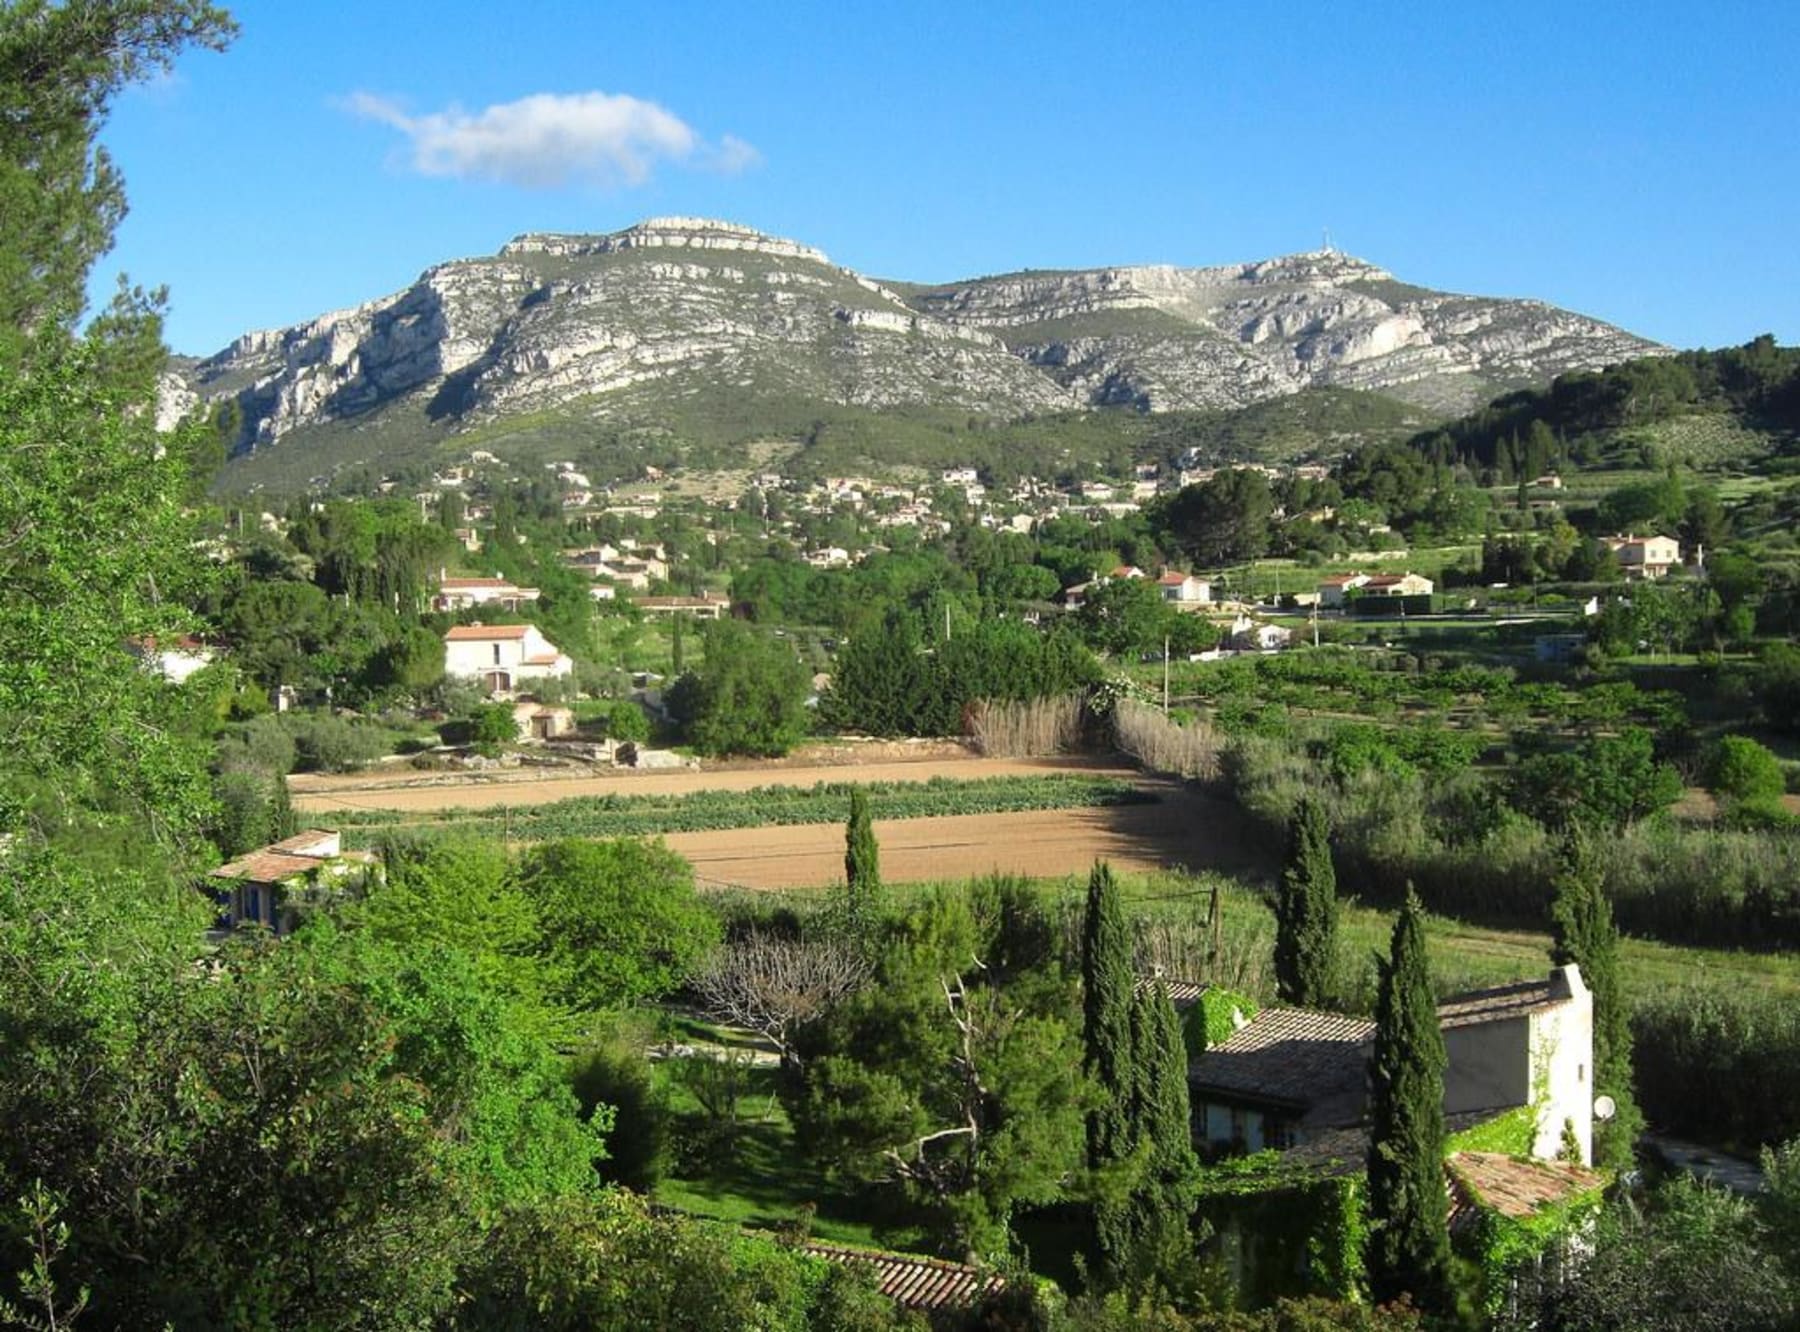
[
  {"x1": 1191, "y1": 965, "x2": 1595, "y2": 1165},
  {"x1": 208, "y1": 829, "x2": 379, "y2": 936},
  {"x1": 443, "y1": 623, "x2": 573, "y2": 693}
]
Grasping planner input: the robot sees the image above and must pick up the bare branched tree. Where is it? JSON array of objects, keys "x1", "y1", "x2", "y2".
[{"x1": 691, "y1": 929, "x2": 869, "y2": 1065}]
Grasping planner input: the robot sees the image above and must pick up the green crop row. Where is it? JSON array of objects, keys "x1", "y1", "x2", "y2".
[{"x1": 335, "y1": 775, "x2": 1155, "y2": 848}]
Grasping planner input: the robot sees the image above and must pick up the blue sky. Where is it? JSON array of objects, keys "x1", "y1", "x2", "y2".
[{"x1": 94, "y1": 0, "x2": 1800, "y2": 356}]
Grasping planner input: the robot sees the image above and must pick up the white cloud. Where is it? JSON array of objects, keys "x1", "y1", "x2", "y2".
[{"x1": 341, "y1": 90, "x2": 758, "y2": 190}]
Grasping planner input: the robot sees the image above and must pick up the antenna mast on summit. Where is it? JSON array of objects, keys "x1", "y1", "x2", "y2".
[{"x1": 1321, "y1": 227, "x2": 1335, "y2": 254}]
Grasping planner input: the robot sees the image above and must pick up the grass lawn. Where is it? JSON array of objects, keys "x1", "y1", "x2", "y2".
[{"x1": 652, "y1": 1053, "x2": 929, "y2": 1254}]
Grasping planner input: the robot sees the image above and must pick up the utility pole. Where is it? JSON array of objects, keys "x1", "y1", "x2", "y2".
[{"x1": 1163, "y1": 634, "x2": 1171, "y2": 712}]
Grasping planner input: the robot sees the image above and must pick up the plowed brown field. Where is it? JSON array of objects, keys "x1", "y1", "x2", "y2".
[
  {"x1": 666, "y1": 787, "x2": 1266, "y2": 890},
  {"x1": 291, "y1": 755, "x2": 1139, "y2": 816},
  {"x1": 290, "y1": 753, "x2": 1272, "y2": 890}
]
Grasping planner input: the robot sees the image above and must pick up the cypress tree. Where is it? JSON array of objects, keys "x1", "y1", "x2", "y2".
[
  {"x1": 1274, "y1": 796, "x2": 1338, "y2": 1007},
  {"x1": 1549, "y1": 828, "x2": 1641, "y2": 1167},
  {"x1": 268, "y1": 772, "x2": 297, "y2": 841},
  {"x1": 1365, "y1": 890, "x2": 1452, "y2": 1311},
  {"x1": 843, "y1": 787, "x2": 882, "y2": 940},
  {"x1": 1118, "y1": 980, "x2": 1201, "y2": 1290},
  {"x1": 1082, "y1": 860, "x2": 1136, "y2": 1169},
  {"x1": 1082, "y1": 861, "x2": 1135, "y2": 1284}
]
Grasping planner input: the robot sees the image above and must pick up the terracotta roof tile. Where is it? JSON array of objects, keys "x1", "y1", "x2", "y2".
[
  {"x1": 210, "y1": 850, "x2": 328, "y2": 884},
  {"x1": 445, "y1": 624, "x2": 530, "y2": 640},
  {"x1": 1448, "y1": 1152, "x2": 1606, "y2": 1232},
  {"x1": 800, "y1": 1243, "x2": 1003, "y2": 1310}
]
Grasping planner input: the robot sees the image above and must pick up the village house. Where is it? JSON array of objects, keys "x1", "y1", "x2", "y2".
[
  {"x1": 443, "y1": 623, "x2": 573, "y2": 692},
  {"x1": 1191, "y1": 966, "x2": 1597, "y2": 1165},
  {"x1": 1361, "y1": 571, "x2": 1435, "y2": 598},
  {"x1": 125, "y1": 634, "x2": 216, "y2": 684},
  {"x1": 1315, "y1": 574, "x2": 1370, "y2": 608},
  {"x1": 1187, "y1": 966, "x2": 1605, "y2": 1305},
  {"x1": 432, "y1": 574, "x2": 542, "y2": 613},
  {"x1": 634, "y1": 594, "x2": 731, "y2": 620},
  {"x1": 510, "y1": 700, "x2": 577, "y2": 742},
  {"x1": 1228, "y1": 615, "x2": 1293, "y2": 652},
  {"x1": 1601, "y1": 534, "x2": 1681, "y2": 580},
  {"x1": 1158, "y1": 571, "x2": 1213, "y2": 605},
  {"x1": 208, "y1": 829, "x2": 379, "y2": 936},
  {"x1": 804, "y1": 547, "x2": 853, "y2": 569}
]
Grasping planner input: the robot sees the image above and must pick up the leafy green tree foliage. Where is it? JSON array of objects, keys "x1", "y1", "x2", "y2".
[
  {"x1": 825, "y1": 606, "x2": 933, "y2": 736},
  {"x1": 469, "y1": 700, "x2": 521, "y2": 749},
  {"x1": 453, "y1": 1190, "x2": 921, "y2": 1332},
  {"x1": 668, "y1": 618, "x2": 811, "y2": 756},
  {"x1": 1273, "y1": 797, "x2": 1338, "y2": 1007},
  {"x1": 0, "y1": 846, "x2": 601, "y2": 1330},
  {"x1": 1547, "y1": 831, "x2": 1640, "y2": 1168},
  {"x1": 825, "y1": 611, "x2": 1099, "y2": 738},
  {"x1": 0, "y1": 0, "x2": 234, "y2": 363},
  {"x1": 1161, "y1": 468, "x2": 1274, "y2": 566},
  {"x1": 1705, "y1": 735, "x2": 1786, "y2": 806},
  {"x1": 0, "y1": 338, "x2": 217, "y2": 844},
  {"x1": 353, "y1": 834, "x2": 546, "y2": 1009},
  {"x1": 1507, "y1": 1175, "x2": 1796, "y2": 1332},
  {"x1": 597, "y1": 697, "x2": 650, "y2": 743},
  {"x1": 568, "y1": 1041, "x2": 669, "y2": 1191},
  {"x1": 374, "y1": 622, "x2": 446, "y2": 693},
  {"x1": 843, "y1": 786, "x2": 883, "y2": 939},
  {"x1": 286, "y1": 498, "x2": 454, "y2": 614},
  {"x1": 1510, "y1": 727, "x2": 1683, "y2": 832},
  {"x1": 514, "y1": 838, "x2": 720, "y2": 1011},
  {"x1": 1364, "y1": 891, "x2": 1451, "y2": 1311},
  {"x1": 1078, "y1": 576, "x2": 1175, "y2": 657},
  {"x1": 785, "y1": 885, "x2": 1089, "y2": 1259}
]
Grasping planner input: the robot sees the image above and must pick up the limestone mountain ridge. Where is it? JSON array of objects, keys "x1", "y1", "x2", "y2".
[{"x1": 176, "y1": 217, "x2": 1661, "y2": 479}]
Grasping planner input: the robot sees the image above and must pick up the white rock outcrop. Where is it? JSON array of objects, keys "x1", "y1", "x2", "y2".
[{"x1": 176, "y1": 222, "x2": 1661, "y2": 460}]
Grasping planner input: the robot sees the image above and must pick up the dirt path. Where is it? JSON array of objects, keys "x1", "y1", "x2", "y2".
[
  {"x1": 666, "y1": 784, "x2": 1271, "y2": 891},
  {"x1": 293, "y1": 755, "x2": 1139, "y2": 816}
]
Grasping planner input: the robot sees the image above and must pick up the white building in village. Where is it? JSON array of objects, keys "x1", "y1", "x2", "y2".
[{"x1": 443, "y1": 623, "x2": 572, "y2": 693}]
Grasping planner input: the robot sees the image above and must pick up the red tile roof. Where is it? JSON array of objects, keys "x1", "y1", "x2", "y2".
[
  {"x1": 800, "y1": 1243, "x2": 1003, "y2": 1310},
  {"x1": 1448, "y1": 1152, "x2": 1606, "y2": 1232},
  {"x1": 445, "y1": 624, "x2": 530, "y2": 641},
  {"x1": 210, "y1": 849, "x2": 329, "y2": 884},
  {"x1": 438, "y1": 577, "x2": 516, "y2": 588}
]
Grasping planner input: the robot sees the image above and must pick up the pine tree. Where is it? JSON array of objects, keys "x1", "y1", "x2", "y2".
[
  {"x1": 1274, "y1": 797, "x2": 1338, "y2": 1007},
  {"x1": 1549, "y1": 828, "x2": 1641, "y2": 1167},
  {"x1": 1365, "y1": 890, "x2": 1452, "y2": 1311},
  {"x1": 842, "y1": 787, "x2": 882, "y2": 940}
]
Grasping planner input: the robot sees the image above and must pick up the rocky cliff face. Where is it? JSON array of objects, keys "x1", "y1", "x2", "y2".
[
  {"x1": 902, "y1": 251, "x2": 1658, "y2": 414},
  {"x1": 176, "y1": 219, "x2": 1660, "y2": 464}
]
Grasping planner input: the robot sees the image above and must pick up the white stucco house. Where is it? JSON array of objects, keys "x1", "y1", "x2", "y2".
[
  {"x1": 126, "y1": 634, "x2": 216, "y2": 684},
  {"x1": 443, "y1": 623, "x2": 573, "y2": 693},
  {"x1": 1158, "y1": 571, "x2": 1213, "y2": 605},
  {"x1": 432, "y1": 575, "x2": 542, "y2": 613},
  {"x1": 1602, "y1": 534, "x2": 1681, "y2": 580},
  {"x1": 1317, "y1": 573, "x2": 1371, "y2": 608}
]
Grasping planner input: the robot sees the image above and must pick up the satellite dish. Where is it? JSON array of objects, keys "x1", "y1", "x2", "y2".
[{"x1": 1594, "y1": 1095, "x2": 1617, "y2": 1122}]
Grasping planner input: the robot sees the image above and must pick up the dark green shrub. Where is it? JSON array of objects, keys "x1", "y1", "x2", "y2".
[{"x1": 569, "y1": 1043, "x2": 668, "y2": 1191}]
